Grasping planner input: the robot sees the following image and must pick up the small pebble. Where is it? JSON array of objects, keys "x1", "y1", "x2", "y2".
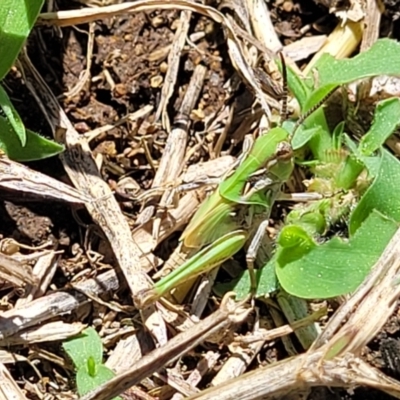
[
  {"x1": 74, "y1": 122, "x2": 90, "y2": 133},
  {"x1": 159, "y1": 61, "x2": 168, "y2": 73},
  {"x1": 151, "y1": 16, "x2": 164, "y2": 28},
  {"x1": 150, "y1": 75, "x2": 163, "y2": 88},
  {"x1": 282, "y1": 0, "x2": 294, "y2": 12},
  {"x1": 113, "y1": 83, "x2": 127, "y2": 97}
]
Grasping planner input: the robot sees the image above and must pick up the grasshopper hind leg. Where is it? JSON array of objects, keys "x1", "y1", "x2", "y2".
[{"x1": 246, "y1": 219, "x2": 270, "y2": 296}]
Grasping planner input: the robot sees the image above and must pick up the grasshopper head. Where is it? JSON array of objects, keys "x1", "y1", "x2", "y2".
[{"x1": 270, "y1": 141, "x2": 294, "y2": 183}]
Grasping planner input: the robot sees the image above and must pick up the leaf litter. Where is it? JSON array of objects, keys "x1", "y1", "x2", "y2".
[{"x1": 1, "y1": 1, "x2": 400, "y2": 399}]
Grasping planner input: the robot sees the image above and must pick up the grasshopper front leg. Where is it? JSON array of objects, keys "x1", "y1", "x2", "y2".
[
  {"x1": 246, "y1": 219, "x2": 270, "y2": 295},
  {"x1": 138, "y1": 231, "x2": 247, "y2": 308}
]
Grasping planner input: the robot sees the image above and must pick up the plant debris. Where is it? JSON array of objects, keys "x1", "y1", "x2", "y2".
[{"x1": 1, "y1": 1, "x2": 400, "y2": 400}]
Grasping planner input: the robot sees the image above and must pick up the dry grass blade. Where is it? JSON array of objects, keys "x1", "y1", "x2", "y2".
[
  {"x1": 0, "y1": 362, "x2": 27, "y2": 400},
  {"x1": 0, "y1": 321, "x2": 85, "y2": 346},
  {"x1": 249, "y1": 0, "x2": 282, "y2": 54},
  {"x1": 153, "y1": 64, "x2": 207, "y2": 188},
  {"x1": 184, "y1": 351, "x2": 400, "y2": 400},
  {"x1": 283, "y1": 35, "x2": 327, "y2": 62},
  {"x1": 15, "y1": 250, "x2": 58, "y2": 307},
  {"x1": 180, "y1": 156, "x2": 236, "y2": 186},
  {"x1": 0, "y1": 155, "x2": 90, "y2": 203},
  {"x1": 222, "y1": 0, "x2": 252, "y2": 33},
  {"x1": 83, "y1": 105, "x2": 154, "y2": 142},
  {"x1": 81, "y1": 294, "x2": 251, "y2": 400},
  {"x1": 150, "y1": 64, "x2": 207, "y2": 239},
  {"x1": 0, "y1": 269, "x2": 118, "y2": 341},
  {"x1": 0, "y1": 252, "x2": 38, "y2": 287},
  {"x1": 18, "y1": 51, "x2": 168, "y2": 344},
  {"x1": 360, "y1": 0, "x2": 382, "y2": 51},
  {"x1": 105, "y1": 330, "x2": 150, "y2": 374},
  {"x1": 248, "y1": 0, "x2": 304, "y2": 78},
  {"x1": 155, "y1": 10, "x2": 192, "y2": 130}
]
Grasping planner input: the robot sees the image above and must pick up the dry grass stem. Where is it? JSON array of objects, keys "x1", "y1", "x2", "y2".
[
  {"x1": 145, "y1": 64, "x2": 207, "y2": 239},
  {"x1": 0, "y1": 252, "x2": 38, "y2": 287},
  {"x1": 283, "y1": 35, "x2": 327, "y2": 61},
  {"x1": 0, "y1": 362, "x2": 27, "y2": 400},
  {"x1": 0, "y1": 321, "x2": 85, "y2": 346},
  {"x1": 83, "y1": 105, "x2": 154, "y2": 143},
  {"x1": 155, "y1": 10, "x2": 192, "y2": 130},
  {"x1": 0, "y1": 155, "x2": 90, "y2": 203},
  {"x1": 0, "y1": 269, "x2": 118, "y2": 340},
  {"x1": 360, "y1": 0, "x2": 382, "y2": 51},
  {"x1": 250, "y1": 0, "x2": 282, "y2": 54},
  {"x1": 18, "y1": 51, "x2": 169, "y2": 344},
  {"x1": 61, "y1": 22, "x2": 95, "y2": 99},
  {"x1": 81, "y1": 294, "x2": 252, "y2": 400}
]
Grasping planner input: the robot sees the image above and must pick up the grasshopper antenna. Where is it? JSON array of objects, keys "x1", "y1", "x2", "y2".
[
  {"x1": 292, "y1": 87, "x2": 337, "y2": 135},
  {"x1": 279, "y1": 52, "x2": 288, "y2": 125}
]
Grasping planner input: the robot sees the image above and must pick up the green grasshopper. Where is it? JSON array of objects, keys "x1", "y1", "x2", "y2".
[
  {"x1": 137, "y1": 61, "x2": 334, "y2": 308},
  {"x1": 138, "y1": 125, "x2": 295, "y2": 307}
]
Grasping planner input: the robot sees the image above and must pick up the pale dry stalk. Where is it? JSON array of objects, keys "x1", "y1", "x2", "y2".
[
  {"x1": 0, "y1": 252, "x2": 38, "y2": 287},
  {"x1": 80, "y1": 294, "x2": 252, "y2": 400},
  {"x1": 360, "y1": 0, "x2": 382, "y2": 51},
  {"x1": 0, "y1": 321, "x2": 85, "y2": 347},
  {"x1": 18, "y1": 51, "x2": 168, "y2": 344},
  {"x1": 0, "y1": 361, "x2": 27, "y2": 400},
  {"x1": 0, "y1": 269, "x2": 118, "y2": 340},
  {"x1": 140, "y1": 64, "x2": 207, "y2": 241},
  {"x1": 0, "y1": 155, "x2": 90, "y2": 204},
  {"x1": 155, "y1": 9, "x2": 192, "y2": 131}
]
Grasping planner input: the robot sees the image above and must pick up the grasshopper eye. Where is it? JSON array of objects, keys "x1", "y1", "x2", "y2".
[{"x1": 276, "y1": 141, "x2": 293, "y2": 160}]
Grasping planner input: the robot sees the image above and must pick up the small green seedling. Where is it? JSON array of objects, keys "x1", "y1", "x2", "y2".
[
  {"x1": 62, "y1": 327, "x2": 121, "y2": 399},
  {"x1": 140, "y1": 38, "x2": 400, "y2": 305},
  {"x1": 0, "y1": 0, "x2": 64, "y2": 160}
]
